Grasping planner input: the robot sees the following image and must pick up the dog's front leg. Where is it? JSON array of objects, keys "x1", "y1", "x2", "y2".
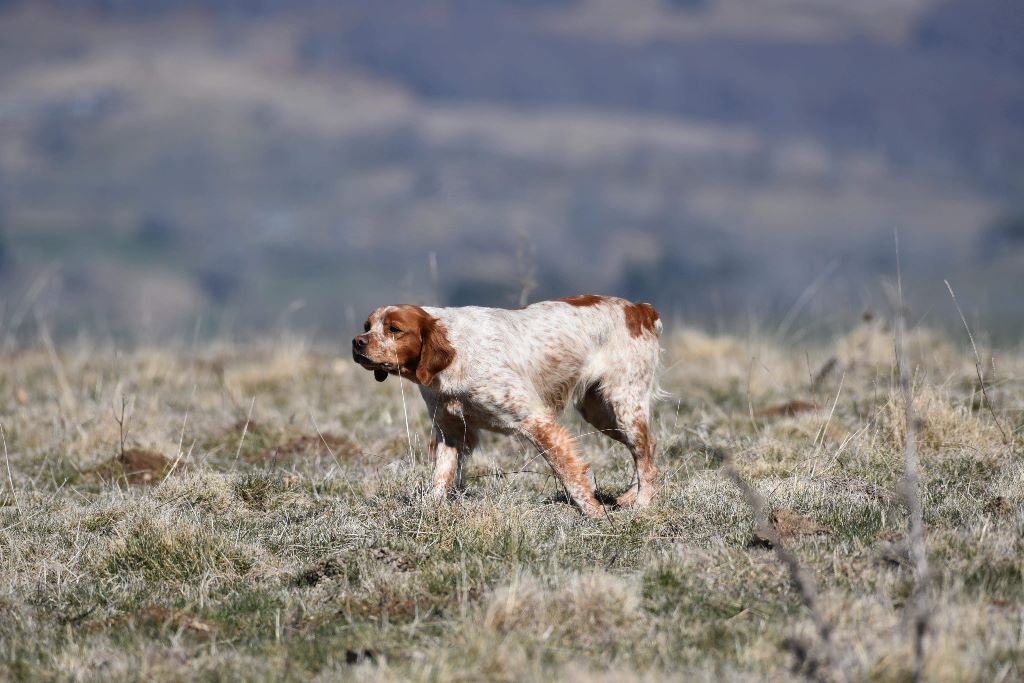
[
  {"x1": 427, "y1": 420, "x2": 478, "y2": 501},
  {"x1": 520, "y1": 418, "x2": 604, "y2": 518},
  {"x1": 429, "y1": 434, "x2": 460, "y2": 500}
]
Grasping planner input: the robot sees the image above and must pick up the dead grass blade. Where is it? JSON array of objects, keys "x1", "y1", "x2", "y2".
[
  {"x1": 944, "y1": 279, "x2": 1010, "y2": 446},
  {"x1": 1, "y1": 423, "x2": 25, "y2": 529},
  {"x1": 233, "y1": 396, "x2": 256, "y2": 462},
  {"x1": 36, "y1": 311, "x2": 77, "y2": 413}
]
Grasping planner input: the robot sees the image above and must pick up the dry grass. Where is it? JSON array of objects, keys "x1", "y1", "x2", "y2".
[{"x1": 0, "y1": 321, "x2": 1022, "y2": 681}]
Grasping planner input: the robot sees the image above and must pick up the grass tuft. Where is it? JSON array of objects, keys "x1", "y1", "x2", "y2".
[
  {"x1": 0, "y1": 328, "x2": 1020, "y2": 681},
  {"x1": 101, "y1": 516, "x2": 255, "y2": 582}
]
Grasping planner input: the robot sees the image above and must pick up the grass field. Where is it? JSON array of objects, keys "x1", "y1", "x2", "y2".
[{"x1": 0, "y1": 318, "x2": 1021, "y2": 681}]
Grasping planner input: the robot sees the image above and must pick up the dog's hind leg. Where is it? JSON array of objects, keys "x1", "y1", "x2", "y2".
[{"x1": 575, "y1": 383, "x2": 657, "y2": 508}]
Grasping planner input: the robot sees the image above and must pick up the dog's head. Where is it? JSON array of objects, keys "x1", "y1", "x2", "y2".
[{"x1": 352, "y1": 305, "x2": 455, "y2": 385}]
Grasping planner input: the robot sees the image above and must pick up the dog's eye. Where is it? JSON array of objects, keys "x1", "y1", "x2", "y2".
[
  {"x1": 363, "y1": 321, "x2": 371, "y2": 332},
  {"x1": 388, "y1": 325, "x2": 402, "y2": 334}
]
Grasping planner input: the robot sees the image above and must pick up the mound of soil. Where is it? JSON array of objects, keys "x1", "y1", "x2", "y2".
[
  {"x1": 91, "y1": 449, "x2": 182, "y2": 485},
  {"x1": 753, "y1": 508, "x2": 828, "y2": 546}
]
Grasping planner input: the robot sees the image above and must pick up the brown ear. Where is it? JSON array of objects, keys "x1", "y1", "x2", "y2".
[{"x1": 415, "y1": 317, "x2": 455, "y2": 385}]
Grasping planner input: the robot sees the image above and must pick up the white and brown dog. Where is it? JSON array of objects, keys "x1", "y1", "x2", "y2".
[{"x1": 351, "y1": 295, "x2": 662, "y2": 517}]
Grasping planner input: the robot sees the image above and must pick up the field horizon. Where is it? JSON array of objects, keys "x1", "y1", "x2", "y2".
[{"x1": 0, "y1": 318, "x2": 1021, "y2": 681}]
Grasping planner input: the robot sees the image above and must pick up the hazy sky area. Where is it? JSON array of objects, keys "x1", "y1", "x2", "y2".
[{"x1": 0, "y1": 0, "x2": 1022, "y2": 343}]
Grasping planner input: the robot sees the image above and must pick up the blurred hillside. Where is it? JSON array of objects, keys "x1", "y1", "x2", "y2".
[{"x1": 1, "y1": 0, "x2": 1023, "y2": 342}]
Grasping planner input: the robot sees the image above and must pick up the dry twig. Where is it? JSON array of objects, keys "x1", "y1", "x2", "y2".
[
  {"x1": 716, "y1": 447, "x2": 838, "y2": 682},
  {"x1": 515, "y1": 230, "x2": 538, "y2": 308},
  {"x1": 895, "y1": 232, "x2": 931, "y2": 682},
  {"x1": 944, "y1": 279, "x2": 1010, "y2": 446},
  {"x1": 233, "y1": 396, "x2": 256, "y2": 462},
  {"x1": 36, "y1": 312, "x2": 76, "y2": 413},
  {"x1": 113, "y1": 393, "x2": 131, "y2": 459},
  {"x1": 1, "y1": 423, "x2": 25, "y2": 529}
]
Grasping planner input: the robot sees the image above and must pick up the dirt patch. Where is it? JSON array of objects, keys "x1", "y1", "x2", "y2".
[
  {"x1": 90, "y1": 449, "x2": 182, "y2": 485},
  {"x1": 297, "y1": 554, "x2": 348, "y2": 587},
  {"x1": 201, "y1": 419, "x2": 359, "y2": 461},
  {"x1": 260, "y1": 433, "x2": 361, "y2": 461},
  {"x1": 98, "y1": 606, "x2": 216, "y2": 638},
  {"x1": 345, "y1": 649, "x2": 377, "y2": 665},
  {"x1": 754, "y1": 400, "x2": 819, "y2": 418},
  {"x1": 370, "y1": 547, "x2": 418, "y2": 572},
  {"x1": 984, "y1": 496, "x2": 1013, "y2": 517},
  {"x1": 771, "y1": 509, "x2": 828, "y2": 542},
  {"x1": 753, "y1": 508, "x2": 828, "y2": 546},
  {"x1": 875, "y1": 534, "x2": 911, "y2": 568},
  {"x1": 296, "y1": 548, "x2": 417, "y2": 588}
]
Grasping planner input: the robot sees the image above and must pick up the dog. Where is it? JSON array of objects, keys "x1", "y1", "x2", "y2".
[{"x1": 351, "y1": 295, "x2": 661, "y2": 517}]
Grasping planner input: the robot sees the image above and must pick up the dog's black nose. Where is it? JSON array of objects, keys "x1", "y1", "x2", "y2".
[{"x1": 353, "y1": 336, "x2": 367, "y2": 352}]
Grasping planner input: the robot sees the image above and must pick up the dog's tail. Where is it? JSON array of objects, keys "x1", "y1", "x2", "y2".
[{"x1": 645, "y1": 304, "x2": 670, "y2": 403}]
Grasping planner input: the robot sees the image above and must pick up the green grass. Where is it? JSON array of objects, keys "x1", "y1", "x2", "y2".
[{"x1": 0, "y1": 321, "x2": 1021, "y2": 681}]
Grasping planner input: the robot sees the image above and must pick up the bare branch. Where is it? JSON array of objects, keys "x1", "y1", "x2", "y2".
[
  {"x1": 716, "y1": 447, "x2": 838, "y2": 681},
  {"x1": 112, "y1": 393, "x2": 131, "y2": 459},
  {"x1": 515, "y1": 230, "x2": 538, "y2": 308},
  {"x1": 895, "y1": 230, "x2": 931, "y2": 682}
]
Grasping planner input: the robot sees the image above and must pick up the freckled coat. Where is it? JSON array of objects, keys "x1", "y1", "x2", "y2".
[{"x1": 351, "y1": 295, "x2": 662, "y2": 518}]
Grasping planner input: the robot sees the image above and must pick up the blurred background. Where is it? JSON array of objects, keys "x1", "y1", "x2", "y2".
[{"x1": 0, "y1": 0, "x2": 1022, "y2": 344}]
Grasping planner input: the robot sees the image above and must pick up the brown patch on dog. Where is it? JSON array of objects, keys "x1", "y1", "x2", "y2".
[
  {"x1": 754, "y1": 400, "x2": 819, "y2": 418},
  {"x1": 382, "y1": 305, "x2": 432, "y2": 373},
  {"x1": 91, "y1": 449, "x2": 181, "y2": 485},
  {"x1": 522, "y1": 419, "x2": 603, "y2": 517},
  {"x1": 415, "y1": 316, "x2": 456, "y2": 385},
  {"x1": 631, "y1": 416, "x2": 653, "y2": 458},
  {"x1": 559, "y1": 294, "x2": 607, "y2": 307},
  {"x1": 537, "y1": 351, "x2": 584, "y2": 412},
  {"x1": 362, "y1": 305, "x2": 455, "y2": 385},
  {"x1": 623, "y1": 302, "x2": 660, "y2": 337}
]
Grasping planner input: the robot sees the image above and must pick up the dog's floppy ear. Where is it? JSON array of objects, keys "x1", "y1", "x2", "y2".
[{"x1": 415, "y1": 317, "x2": 455, "y2": 386}]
